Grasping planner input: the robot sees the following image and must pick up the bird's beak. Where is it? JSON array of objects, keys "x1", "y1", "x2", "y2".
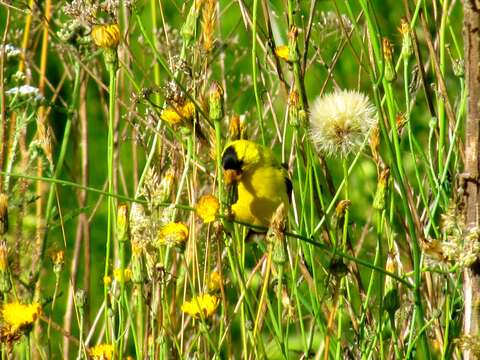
[{"x1": 224, "y1": 169, "x2": 242, "y2": 185}]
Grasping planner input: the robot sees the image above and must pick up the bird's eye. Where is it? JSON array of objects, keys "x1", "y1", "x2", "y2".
[{"x1": 222, "y1": 146, "x2": 243, "y2": 171}]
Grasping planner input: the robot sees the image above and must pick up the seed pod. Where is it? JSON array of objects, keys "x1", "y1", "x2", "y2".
[
  {"x1": 383, "y1": 37, "x2": 396, "y2": 82},
  {"x1": 0, "y1": 194, "x2": 8, "y2": 236},
  {"x1": 384, "y1": 254, "x2": 400, "y2": 315},
  {"x1": 0, "y1": 241, "x2": 11, "y2": 293}
]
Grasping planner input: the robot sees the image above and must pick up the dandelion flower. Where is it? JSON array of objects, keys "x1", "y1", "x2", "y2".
[
  {"x1": 160, "y1": 101, "x2": 195, "y2": 126},
  {"x1": 89, "y1": 343, "x2": 115, "y2": 360},
  {"x1": 157, "y1": 222, "x2": 189, "y2": 247},
  {"x1": 181, "y1": 294, "x2": 220, "y2": 318},
  {"x1": 91, "y1": 24, "x2": 120, "y2": 49},
  {"x1": 309, "y1": 89, "x2": 377, "y2": 157},
  {"x1": 275, "y1": 45, "x2": 290, "y2": 62},
  {"x1": 1, "y1": 302, "x2": 41, "y2": 333},
  {"x1": 196, "y1": 195, "x2": 220, "y2": 223}
]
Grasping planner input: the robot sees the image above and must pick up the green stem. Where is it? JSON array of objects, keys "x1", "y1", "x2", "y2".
[
  {"x1": 104, "y1": 61, "x2": 117, "y2": 343},
  {"x1": 358, "y1": 1, "x2": 430, "y2": 355},
  {"x1": 76, "y1": 309, "x2": 84, "y2": 360},
  {"x1": 30, "y1": 62, "x2": 82, "y2": 281},
  {"x1": 251, "y1": 0, "x2": 265, "y2": 145}
]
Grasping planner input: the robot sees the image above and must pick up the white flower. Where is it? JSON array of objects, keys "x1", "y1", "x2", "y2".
[
  {"x1": 309, "y1": 89, "x2": 377, "y2": 157},
  {"x1": 5, "y1": 85, "x2": 44, "y2": 102},
  {"x1": 1, "y1": 44, "x2": 21, "y2": 59}
]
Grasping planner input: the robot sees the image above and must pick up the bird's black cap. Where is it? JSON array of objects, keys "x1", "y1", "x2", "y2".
[{"x1": 222, "y1": 146, "x2": 243, "y2": 171}]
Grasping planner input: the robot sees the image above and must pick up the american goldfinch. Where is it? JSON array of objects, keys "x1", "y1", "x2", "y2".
[{"x1": 222, "y1": 140, "x2": 292, "y2": 229}]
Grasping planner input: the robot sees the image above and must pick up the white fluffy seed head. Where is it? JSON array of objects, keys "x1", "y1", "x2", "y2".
[{"x1": 309, "y1": 89, "x2": 377, "y2": 157}]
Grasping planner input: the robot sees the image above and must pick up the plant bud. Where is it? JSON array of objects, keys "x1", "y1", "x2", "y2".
[
  {"x1": 181, "y1": 0, "x2": 202, "y2": 45},
  {"x1": 75, "y1": 289, "x2": 87, "y2": 309},
  {"x1": 51, "y1": 250, "x2": 65, "y2": 274},
  {"x1": 288, "y1": 90, "x2": 300, "y2": 127},
  {"x1": 267, "y1": 203, "x2": 287, "y2": 264},
  {"x1": 131, "y1": 249, "x2": 146, "y2": 284},
  {"x1": 373, "y1": 168, "x2": 390, "y2": 211},
  {"x1": 157, "y1": 169, "x2": 176, "y2": 204},
  {"x1": 117, "y1": 204, "x2": 129, "y2": 243},
  {"x1": 0, "y1": 241, "x2": 10, "y2": 293},
  {"x1": 399, "y1": 18, "x2": 413, "y2": 59},
  {"x1": 384, "y1": 254, "x2": 400, "y2": 315},
  {"x1": 209, "y1": 81, "x2": 224, "y2": 122},
  {"x1": 287, "y1": 26, "x2": 299, "y2": 62},
  {"x1": 383, "y1": 37, "x2": 396, "y2": 82}
]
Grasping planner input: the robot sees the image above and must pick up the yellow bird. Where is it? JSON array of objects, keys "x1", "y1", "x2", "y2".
[{"x1": 221, "y1": 140, "x2": 292, "y2": 229}]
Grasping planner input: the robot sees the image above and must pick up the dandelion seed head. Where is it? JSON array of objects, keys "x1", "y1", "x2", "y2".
[{"x1": 309, "y1": 89, "x2": 377, "y2": 157}]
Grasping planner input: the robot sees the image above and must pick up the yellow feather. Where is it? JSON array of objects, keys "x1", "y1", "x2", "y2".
[{"x1": 222, "y1": 140, "x2": 290, "y2": 228}]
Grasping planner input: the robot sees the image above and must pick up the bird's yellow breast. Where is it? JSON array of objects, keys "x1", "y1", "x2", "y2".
[{"x1": 231, "y1": 165, "x2": 289, "y2": 228}]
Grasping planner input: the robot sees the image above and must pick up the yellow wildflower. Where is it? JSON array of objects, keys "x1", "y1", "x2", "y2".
[
  {"x1": 114, "y1": 268, "x2": 132, "y2": 283},
  {"x1": 160, "y1": 101, "x2": 195, "y2": 126},
  {"x1": 89, "y1": 343, "x2": 115, "y2": 360},
  {"x1": 181, "y1": 294, "x2": 219, "y2": 318},
  {"x1": 196, "y1": 195, "x2": 219, "y2": 223},
  {"x1": 91, "y1": 24, "x2": 121, "y2": 49},
  {"x1": 1, "y1": 302, "x2": 41, "y2": 333},
  {"x1": 157, "y1": 223, "x2": 189, "y2": 247},
  {"x1": 275, "y1": 45, "x2": 290, "y2": 61},
  {"x1": 103, "y1": 275, "x2": 112, "y2": 287},
  {"x1": 208, "y1": 271, "x2": 222, "y2": 292}
]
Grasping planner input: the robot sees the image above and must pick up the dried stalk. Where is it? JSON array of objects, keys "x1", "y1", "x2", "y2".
[{"x1": 463, "y1": 1, "x2": 480, "y2": 359}]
